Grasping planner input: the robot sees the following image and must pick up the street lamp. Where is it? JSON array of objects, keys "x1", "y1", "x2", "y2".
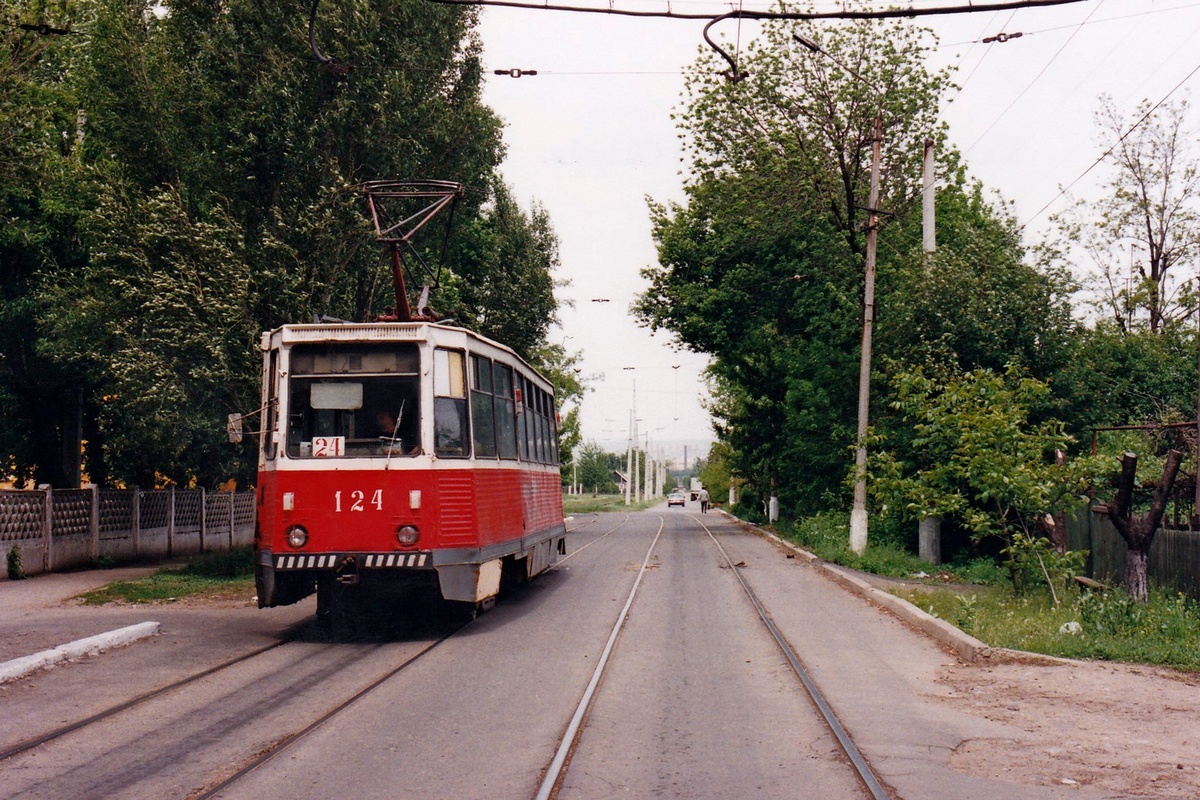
[
  {"x1": 794, "y1": 33, "x2": 883, "y2": 555},
  {"x1": 624, "y1": 367, "x2": 636, "y2": 505}
]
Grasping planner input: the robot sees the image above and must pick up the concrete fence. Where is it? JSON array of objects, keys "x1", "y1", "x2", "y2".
[
  {"x1": 0, "y1": 487, "x2": 256, "y2": 579},
  {"x1": 1065, "y1": 506, "x2": 1200, "y2": 599}
]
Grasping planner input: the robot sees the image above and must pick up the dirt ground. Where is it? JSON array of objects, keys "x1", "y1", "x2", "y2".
[
  {"x1": 937, "y1": 656, "x2": 1200, "y2": 798},
  {"x1": 849, "y1": 571, "x2": 1200, "y2": 797}
]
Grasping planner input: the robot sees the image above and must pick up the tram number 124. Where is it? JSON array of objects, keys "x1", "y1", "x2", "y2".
[{"x1": 335, "y1": 490, "x2": 384, "y2": 513}]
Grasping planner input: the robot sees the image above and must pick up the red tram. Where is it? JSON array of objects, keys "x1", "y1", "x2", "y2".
[{"x1": 253, "y1": 320, "x2": 566, "y2": 622}]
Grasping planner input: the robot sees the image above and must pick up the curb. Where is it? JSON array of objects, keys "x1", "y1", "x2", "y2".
[
  {"x1": 0, "y1": 621, "x2": 162, "y2": 684},
  {"x1": 740, "y1": 521, "x2": 995, "y2": 663}
]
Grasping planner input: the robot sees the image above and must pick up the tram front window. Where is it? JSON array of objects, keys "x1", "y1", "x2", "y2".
[{"x1": 285, "y1": 344, "x2": 422, "y2": 458}]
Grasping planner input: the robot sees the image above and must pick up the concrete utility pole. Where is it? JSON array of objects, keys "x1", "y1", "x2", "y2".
[
  {"x1": 625, "y1": 373, "x2": 637, "y2": 505},
  {"x1": 644, "y1": 434, "x2": 652, "y2": 501},
  {"x1": 918, "y1": 139, "x2": 941, "y2": 564}
]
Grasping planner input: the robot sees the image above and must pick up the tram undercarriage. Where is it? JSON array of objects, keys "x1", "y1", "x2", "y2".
[{"x1": 256, "y1": 531, "x2": 566, "y2": 626}]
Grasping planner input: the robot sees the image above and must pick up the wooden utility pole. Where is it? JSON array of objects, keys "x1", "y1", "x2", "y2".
[{"x1": 849, "y1": 112, "x2": 882, "y2": 555}]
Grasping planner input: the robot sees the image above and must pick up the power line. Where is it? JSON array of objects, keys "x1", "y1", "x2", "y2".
[
  {"x1": 961, "y1": 0, "x2": 1104, "y2": 156},
  {"x1": 1020, "y1": 55, "x2": 1200, "y2": 231}
]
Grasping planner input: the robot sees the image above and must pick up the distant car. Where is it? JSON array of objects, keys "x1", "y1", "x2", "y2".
[{"x1": 668, "y1": 491, "x2": 686, "y2": 507}]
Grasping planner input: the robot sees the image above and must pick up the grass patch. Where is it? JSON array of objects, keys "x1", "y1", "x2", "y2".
[
  {"x1": 896, "y1": 585, "x2": 1200, "y2": 671},
  {"x1": 762, "y1": 510, "x2": 1200, "y2": 670},
  {"x1": 775, "y1": 512, "x2": 936, "y2": 579},
  {"x1": 79, "y1": 547, "x2": 255, "y2": 605},
  {"x1": 564, "y1": 494, "x2": 663, "y2": 514}
]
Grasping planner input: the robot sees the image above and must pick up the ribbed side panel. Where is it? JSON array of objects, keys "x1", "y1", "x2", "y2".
[
  {"x1": 437, "y1": 475, "x2": 476, "y2": 547},
  {"x1": 524, "y1": 471, "x2": 564, "y2": 532}
]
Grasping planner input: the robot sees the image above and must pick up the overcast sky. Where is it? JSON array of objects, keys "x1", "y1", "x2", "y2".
[{"x1": 476, "y1": 0, "x2": 1200, "y2": 463}]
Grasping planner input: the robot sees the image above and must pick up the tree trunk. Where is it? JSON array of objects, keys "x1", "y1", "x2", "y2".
[
  {"x1": 1106, "y1": 449, "x2": 1183, "y2": 603},
  {"x1": 1124, "y1": 548, "x2": 1150, "y2": 605}
]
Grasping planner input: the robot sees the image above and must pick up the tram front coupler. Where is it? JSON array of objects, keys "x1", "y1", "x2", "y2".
[{"x1": 335, "y1": 555, "x2": 361, "y2": 585}]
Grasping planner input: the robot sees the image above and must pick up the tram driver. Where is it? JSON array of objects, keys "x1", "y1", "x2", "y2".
[{"x1": 375, "y1": 398, "x2": 420, "y2": 455}]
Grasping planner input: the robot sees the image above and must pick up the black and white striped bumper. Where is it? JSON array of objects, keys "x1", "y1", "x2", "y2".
[{"x1": 272, "y1": 552, "x2": 431, "y2": 570}]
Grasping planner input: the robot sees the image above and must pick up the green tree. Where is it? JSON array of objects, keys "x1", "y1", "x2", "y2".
[
  {"x1": 637, "y1": 18, "x2": 954, "y2": 514},
  {"x1": 872, "y1": 365, "x2": 1095, "y2": 589},
  {"x1": 453, "y1": 178, "x2": 562, "y2": 360},
  {"x1": 0, "y1": 0, "x2": 92, "y2": 487},
  {"x1": 2, "y1": 0, "x2": 565, "y2": 488},
  {"x1": 1052, "y1": 97, "x2": 1200, "y2": 335},
  {"x1": 575, "y1": 441, "x2": 618, "y2": 494}
]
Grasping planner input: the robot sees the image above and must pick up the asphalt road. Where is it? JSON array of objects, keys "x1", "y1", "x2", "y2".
[{"x1": 0, "y1": 507, "x2": 1102, "y2": 799}]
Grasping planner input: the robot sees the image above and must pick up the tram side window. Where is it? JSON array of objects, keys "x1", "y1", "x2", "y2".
[
  {"x1": 470, "y1": 355, "x2": 497, "y2": 458},
  {"x1": 523, "y1": 377, "x2": 537, "y2": 461},
  {"x1": 494, "y1": 363, "x2": 518, "y2": 460},
  {"x1": 533, "y1": 389, "x2": 547, "y2": 464},
  {"x1": 434, "y1": 349, "x2": 468, "y2": 457},
  {"x1": 515, "y1": 377, "x2": 529, "y2": 461},
  {"x1": 263, "y1": 350, "x2": 279, "y2": 460},
  {"x1": 548, "y1": 393, "x2": 560, "y2": 465}
]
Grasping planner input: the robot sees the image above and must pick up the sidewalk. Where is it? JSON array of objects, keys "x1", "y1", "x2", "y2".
[{"x1": 0, "y1": 566, "x2": 168, "y2": 663}]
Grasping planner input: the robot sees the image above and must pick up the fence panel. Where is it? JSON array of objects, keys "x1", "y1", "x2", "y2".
[
  {"x1": 2, "y1": 488, "x2": 256, "y2": 578},
  {"x1": 1072, "y1": 511, "x2": 1200, "y2": 599},
  {"x1": 137, "y1": 490, "x2": 171, "y2": 559},
  {"x1": 172, "y1": 490, "x2": 203, "y2": 556},
  {"x1": 0, "y1": 492, "x2": 44, "y2": 544},
  {"x1": 233, "y1": 492, "x2": 255, "y2": 547},
  {"x1": 98, "y1": 490, "x2": 135, "y2": 540}
]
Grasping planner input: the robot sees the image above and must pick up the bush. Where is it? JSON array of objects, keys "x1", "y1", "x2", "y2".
[
  {"x1": 179, "y1": 547, "x2": 255, "y2": 578},
  {"x1": 778, "y1": 512, "x2": 932, "y2": 578},
  {"x1": 7, "y1": 545, "x2": 27, "y2": 580}
]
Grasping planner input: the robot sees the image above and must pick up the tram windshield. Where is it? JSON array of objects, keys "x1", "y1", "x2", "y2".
[{"x1": 285, "y1": 343, "x2": 421, "y2": 458}]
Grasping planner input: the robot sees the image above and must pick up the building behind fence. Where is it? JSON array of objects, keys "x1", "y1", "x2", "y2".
[
  {"x1": 0, "y1": 488, "x2": 255, "y2": 579},
  {"x1": 1065, "y1": 507, "x2": 1200, "y2": 599}
]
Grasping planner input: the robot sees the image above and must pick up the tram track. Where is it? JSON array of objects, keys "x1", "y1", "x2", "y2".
[
  {"x1": 0, "y1": 611, "x2": 472, "y2": 800},
  {"x1": 2, "y1": 514, "x2": 624, "y2": 796},
  {"x1": 193, "y1": 623, "x2": 465, "y2": 800},
  {"x1": 536, "y1": 510, "x2": 891, "y2": 800},
  {"x1": 0, "y1": 637, "x2": 295, "y2": 763},
  {"x1": 7, "y1": 509, "x2": 894, "y2": 799},
  {"x1": 560, "y1": 512, "x2": 633, "y2": 562},
  {"x1": 535, "y1": 515, "x2": 665, "y2": 800},
  {"x1": 689, "y1": 512, "x2": 891, "y2": 800}
]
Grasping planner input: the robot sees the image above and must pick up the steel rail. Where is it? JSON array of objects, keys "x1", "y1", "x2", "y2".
[
  {"x1": 691, "y1": 514, "x2": 891, "y2": 800},
  {"x1": 193, "y1": 624, "x2": 466, "y2": 800},
  {"x1": 535, "y1": 516, "x2": 664, "y2": 800},
  {"x1": 0, "y1": 637, "x2": 295, "y2": 762},
  {"x1": 559, "y1": 513, "x2": 633, "y2": 563}
]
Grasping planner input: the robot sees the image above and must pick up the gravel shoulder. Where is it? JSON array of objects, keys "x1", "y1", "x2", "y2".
[{"x1": 821, "y1": 567, "x2": 1200, "y2": 797}]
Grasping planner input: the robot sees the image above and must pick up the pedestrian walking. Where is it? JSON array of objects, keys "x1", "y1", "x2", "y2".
[{"x1": 698, "y1": 487, "x2": 710, "y2": 514}]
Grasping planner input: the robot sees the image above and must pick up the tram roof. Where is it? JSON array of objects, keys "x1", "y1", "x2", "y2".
[{"x1": 262, "y1": 322, "x2": 553, "y2": 392}]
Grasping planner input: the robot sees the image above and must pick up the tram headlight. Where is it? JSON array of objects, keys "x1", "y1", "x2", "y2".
[
  {"x1": 285, "y1": 525, "x2": 309, "y2": 549},
  {"x1": 396, "y1": 525, "x2": 420, "y2": 546}
]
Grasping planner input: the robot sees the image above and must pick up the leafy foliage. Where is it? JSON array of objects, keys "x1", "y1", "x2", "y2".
[
  {"x1": 871, "y1": 365, "x2": 1096, "y2": 576},
  {"x1": 1, "y1": 0, "x2": 565, "y2": 488},
  {"x1": 1050, "y1": 97, "x2": 1200, "y2": 335}
]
